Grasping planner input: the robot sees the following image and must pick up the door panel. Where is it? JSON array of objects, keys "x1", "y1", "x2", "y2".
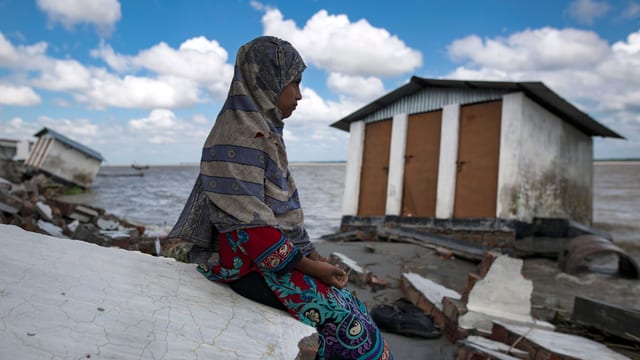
[
  {"x1": 402, "y1": 110, "x2": 442, "y2": 217},
  {"x1": 358, "y1": 119, "x2": 392, "y2": 216},
  {"x1": 454, "y1": 101, "x2": 502, "y2": 218}
]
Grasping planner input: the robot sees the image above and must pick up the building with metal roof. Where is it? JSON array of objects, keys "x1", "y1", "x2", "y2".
[
  {"x1": 332, "y1": 76, "x2": 623, "y2": 233},
  {"x1": 25, "y1": 127, "x2": 104, "y2": 188}
]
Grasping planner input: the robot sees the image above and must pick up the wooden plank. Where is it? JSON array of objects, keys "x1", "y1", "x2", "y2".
[
  {"x1": 571, "y1": 296, "x2": 640, "y2": 342},
  {"x1": 377, "y1": 227, "x2": 488, "y2": 261}
]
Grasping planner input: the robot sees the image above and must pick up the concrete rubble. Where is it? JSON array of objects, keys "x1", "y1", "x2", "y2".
[
  {"x1": 0, "y1": 174, "x2": 184, "y2": 259},
  {"x1": 399, "y1": 252, "x2": 631, "y2": 359},
  {"x1": 0, "y1": 224, "x2": 315, "y2": 359},
  {"x1": 318, "y1": 240, "x2": 638, "y2": 359}
]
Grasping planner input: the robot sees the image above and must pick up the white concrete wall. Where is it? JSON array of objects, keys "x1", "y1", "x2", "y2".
[
  {"x1": 14, "y1": 140, "x2": 32, "y2": 161},
  {"x1": 497, "y1": 93, "x2": 593, "y2": 223},
  {"x1": 342, "y1": 121, "x2": 365, "y2": 216},
  {"x1": 385, "y1": 114, "x2": 408, "y2": 215},
  {"x1": 41, "y1": 140, "x2": 102, "y2": 188},
  {"x1": 435, "y1": 104, "x2": 460, "y2": 219}
]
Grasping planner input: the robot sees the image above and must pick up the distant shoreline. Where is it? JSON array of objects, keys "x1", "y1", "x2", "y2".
[
  {"x1": 594, "y1": 159, "x2": 640, "y2": 165},
  {"x1": 101, "y1": 161, "x2": 347, "y2": 168},
  {"x1": 101, "y1": 160, "x2": 637, "y2": 167}
]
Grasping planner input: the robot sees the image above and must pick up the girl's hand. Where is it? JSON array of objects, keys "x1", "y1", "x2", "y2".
[
  {"x1": 296, "y1": 257, "x2": 348, "y2": 289},
  {"x1": 315, "y1": 262, "x2": 348, "y2": 289}
]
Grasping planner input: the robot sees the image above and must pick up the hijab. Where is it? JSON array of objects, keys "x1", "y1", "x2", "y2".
[{"x1": 170, "y1": 36, "x2": 312, "y2": 254}]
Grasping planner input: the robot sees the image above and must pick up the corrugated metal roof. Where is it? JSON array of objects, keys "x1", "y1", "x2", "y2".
[
  {"x1": 34, "y1": 127, "x2": 104, "y2": 161},
  {"x1": 330, "y1": 76, "x2": 623, "y2": 139}
]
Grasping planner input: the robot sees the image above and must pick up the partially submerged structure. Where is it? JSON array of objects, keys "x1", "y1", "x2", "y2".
[
  {"x1": 24, "y1": 127, "x2": 104, "y2": 188},
  {"x1": 331, "y1": 77, "x2": 624, "y2": 253},
  {"x1": 0, "y1": 138, "x2": 32, "y2": 162}
]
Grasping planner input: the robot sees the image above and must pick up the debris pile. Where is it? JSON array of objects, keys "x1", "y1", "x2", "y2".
[
  {"x1": 326, "y1": 247, "x2": 638, "y2": 359},
  {"x1": 399, "y1": 252, "x2": 633, "y2": 359},
  {"x1": 0, "y1": 174, "x2": 180, "y2": 258}
]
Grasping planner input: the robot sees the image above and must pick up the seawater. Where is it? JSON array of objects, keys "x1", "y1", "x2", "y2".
[
  {"x1": 62, "y1": 163, "x2": 345, "y2": 240},
  {"x1": 61, "y1": 162, "x2": 640, "y2": 246}
]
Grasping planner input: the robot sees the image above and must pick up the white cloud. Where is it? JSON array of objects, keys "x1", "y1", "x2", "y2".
[
  {"x1": 327, "y1": 73, "x2": 385, "y2": 100},
  {"x1": 0, "y1": 33, "x2": 47, "y2": 68},
  {"x1": 91, "y1": 37, "x2": 234, "y2": 100},
  {"x1": 127, "y1": 109, "x2": 209, "y2": 145},
  {"x1": 445, "y1": 27, "x2": 640, "y2": 156},
  {"x1": 32, "y1": 58, "x2": 93, "y2": 91},
  {"x1": 37, "y1": 116, "x2": 100, "y2": 139},
  {"x1": 261, "y1": 9, "x2": 422, "y2": 77},
  {"x1": 448, "y1": 28, "x2": 610, "y2": 71},
  {"x1": 79, "y1": 73, "x2": 201, "y2": 109},
  {"x1": 566, "y1": 0, "x2": 611, "y2": 25},
  {"x1": 36, "y1": 0, "x2": 121, "y2": 35},
  {"x1": 0, "y1": 32, "x2": 234, "y2": 110},
  {"x1": 0, "y1": 85, "x2": 41, "y2": 106},
  {"x1": 292, "y1": 87, "x2": 364, "y2": 125},
  {"x1": 0, "y1": 117, "x2": 39, "y2": 139},
  {"x1": 0, "y1": 116, "x2": 100, "y2": 143}
]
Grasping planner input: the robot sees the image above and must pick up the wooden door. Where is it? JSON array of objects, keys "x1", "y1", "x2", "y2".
[
  {"x1": 358, "y1": 119, "x2": 392, "y2": 216},
  {"x1": 454, "y1": 101, "x2": 502, "y2": 218},
  {"x1": 402, "y1": 110, "x2": 442, "y2": 217}
]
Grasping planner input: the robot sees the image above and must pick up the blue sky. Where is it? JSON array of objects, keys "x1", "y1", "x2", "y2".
[{"x1": 1, "y1": 0, "x2": 639, "y2": 165}]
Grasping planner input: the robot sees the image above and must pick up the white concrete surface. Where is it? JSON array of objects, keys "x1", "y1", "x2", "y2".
[
  {"x1": 402, "y1": 272, "x2": 461, "y2": 311},
  {"x1": 385, "y1": 113, "x2": 408, "y2": 216},
  {"x1": 0, "y1": 224, "x2": 315, "y2": 360},
  {"x1": 435, "y1": 104, "x2": 460, "y2": 219},
  {"x1": 342, "y1": 121, "x2": 365, "y2": 216},
  {"x1": 459, "y1": 255, "x2": 554, "y2": 333}
]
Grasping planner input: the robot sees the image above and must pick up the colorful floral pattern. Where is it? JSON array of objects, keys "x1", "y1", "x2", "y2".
[{"x1": 197, "y1": 227, "x2": 392, "y2": 359}]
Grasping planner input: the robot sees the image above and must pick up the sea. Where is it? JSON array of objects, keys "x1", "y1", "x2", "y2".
[{"x1": 60, "y1": 162, "x2": 640, "y2": 250}]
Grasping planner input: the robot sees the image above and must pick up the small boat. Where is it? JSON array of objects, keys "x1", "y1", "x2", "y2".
[{"x1": 131, "y1": 164, "x2": 150, "y2": 170}]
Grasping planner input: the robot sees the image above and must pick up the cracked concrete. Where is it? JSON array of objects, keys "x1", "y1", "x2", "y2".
[{"x1": 0, "y1": 224, "x2": 315, "y2": 359}]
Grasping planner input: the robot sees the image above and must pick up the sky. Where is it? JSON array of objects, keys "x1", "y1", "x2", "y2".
[{"x1": 0, "y1": 0, "x2": 639, "y2": 165}]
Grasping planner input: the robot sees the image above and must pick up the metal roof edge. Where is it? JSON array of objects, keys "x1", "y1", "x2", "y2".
[
  {"x1": 330, "y1": 76, "x2": 624, "y2": 139},
  {"x1": 34, "y1": 127, "x2": 105, "y2": 161}
]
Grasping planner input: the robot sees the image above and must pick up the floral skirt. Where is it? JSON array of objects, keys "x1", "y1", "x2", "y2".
[{"x1": 197, "y1": 227, "x2": 392, "y2": 359}]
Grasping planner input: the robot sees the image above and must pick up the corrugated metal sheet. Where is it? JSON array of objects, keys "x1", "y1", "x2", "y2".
[
  {"x1": 331, "y1": 76, "x2": 623, "y2": 139},
  {"x1": 360, "y1": 87, "x2": 508, "y2": 125}
]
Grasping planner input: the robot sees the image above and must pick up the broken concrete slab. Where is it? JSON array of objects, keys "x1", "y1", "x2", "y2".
[
  {"x1": 97, "y1": 216, "x2": 120, "y2": 231},
  {"x1": 458, "y1": 255, "x2": 554, "y2": 334},
  {"x1": 329, "y1": 252, "x2": 371, "y2": 286},
  {"x1": 0, "y1": 201, "x2": 19, "y2": 215},
  {"x1": 401, "y1": 273, "x2": 462, "y2": 312},
  {"x1": 490, "y1": 321, "x2": 630, "y2": 360},
  {"x1": 35, "y1": 201, "x2": 53, "y2": 221},
  {"x1": 0, "y1": 224, "x2": 315, "y2": 359},
  {"x1": 36, "y1": 219, "x2": 66, "y2": 238},
  {"x1": 457, "y1": 335, "x2": 528, "y2": 359}
]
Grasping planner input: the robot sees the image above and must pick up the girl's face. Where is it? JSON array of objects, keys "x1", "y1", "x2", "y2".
[{"x1": 277, "y1": 77, "x2": 302, "y2": 119}]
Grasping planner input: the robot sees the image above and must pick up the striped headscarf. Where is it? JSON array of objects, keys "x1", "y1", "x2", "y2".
[{"x1": 197, "y1": 36, "x2": 312, "y2": 254}]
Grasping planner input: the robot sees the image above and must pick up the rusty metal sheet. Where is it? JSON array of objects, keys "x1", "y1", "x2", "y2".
[{"x1": 561, "y1": 235, "x2": 639, "y2": 279}]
